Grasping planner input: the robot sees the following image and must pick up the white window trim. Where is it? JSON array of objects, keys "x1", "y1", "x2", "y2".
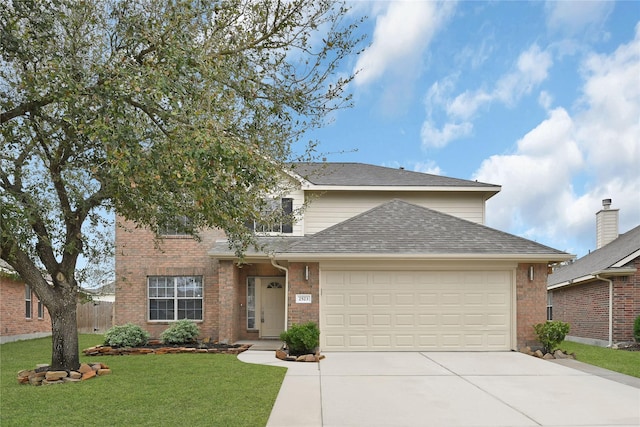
[{"x1": 148, "y1": 276, "x2": 204, "y2": 322}]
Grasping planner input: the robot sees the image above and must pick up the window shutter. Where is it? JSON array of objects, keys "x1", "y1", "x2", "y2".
[{"x1": 281, "y1": 198, "x2": 293, "y2": 233}]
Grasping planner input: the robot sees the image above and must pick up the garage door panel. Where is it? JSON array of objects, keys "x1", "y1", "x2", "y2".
[
  {"x1": 349, "y1": 294, "x2": 367, "y2": 305},
  {"x1": 321, "y1": 270, "x2": 512, "y2": 351}
]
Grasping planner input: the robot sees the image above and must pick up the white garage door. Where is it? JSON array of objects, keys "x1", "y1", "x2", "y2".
[{"x1": 321, "y1": 270, "x2": 513, "y2": 351}]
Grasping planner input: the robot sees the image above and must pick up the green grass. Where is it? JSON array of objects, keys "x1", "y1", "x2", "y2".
[
  {"x1": 1, "y1": 335, "x2": 286, "y2": 426},
  {"x1": 559, "y1": 340, "x2": 640, "y2": 378}
]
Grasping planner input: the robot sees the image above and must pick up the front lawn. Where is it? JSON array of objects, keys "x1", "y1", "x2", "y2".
[
  {"x1": 559, "y1": 340, "x2": 640, "y2": 378},
  {"x1": 1, "y1": 335, "x2": 286, "y2": 426}
]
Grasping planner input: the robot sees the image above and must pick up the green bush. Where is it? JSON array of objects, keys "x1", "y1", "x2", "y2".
[
  {"x1": 161, "y1": 319, "x2": 200, "y2": 344},
  {"x1": 634, "y1": 315, "x2": 640, "y2": 342},
  {"x1": 280, "y1": 322, "x2": 320, "y2": 356},
  {"x1": 534, "y1": 320, "x2": 570, "y2": 353},
  {"x1": 104, "y1": 323, "x2": 150, "y2": 348}
]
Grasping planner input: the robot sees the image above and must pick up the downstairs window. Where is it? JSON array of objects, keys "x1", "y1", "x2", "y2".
[{"x1": 148, "y1": 276, "x2": 203, "y2": 321}]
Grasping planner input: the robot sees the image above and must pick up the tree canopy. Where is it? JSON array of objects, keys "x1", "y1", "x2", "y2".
[{"x1": 0, "y1": 0, "x2": 363, "y2": 370}]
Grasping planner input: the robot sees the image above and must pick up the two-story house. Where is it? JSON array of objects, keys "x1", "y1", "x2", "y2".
[{"x1": 115, "y1": 162, "x2": 572, "y2": 351}]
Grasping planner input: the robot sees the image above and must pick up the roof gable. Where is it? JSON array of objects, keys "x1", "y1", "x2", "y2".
[
  {"x1": 283, "y1": 199, "x2": 570, "y2": 259},
  {"x1": 548, "y1": 224, "x2": 640, "y2": 286}
]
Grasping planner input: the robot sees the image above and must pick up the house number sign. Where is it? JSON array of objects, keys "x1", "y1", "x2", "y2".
[{"x1": 295, "y1": 294, "x2": 312, "y2": 304}]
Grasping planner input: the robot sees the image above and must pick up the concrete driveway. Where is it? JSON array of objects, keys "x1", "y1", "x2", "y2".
[{"x1": 238, "y1": 351, "x2": 640, "y2": 427}]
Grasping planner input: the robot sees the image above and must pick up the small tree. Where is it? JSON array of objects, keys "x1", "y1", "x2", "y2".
[{"x1": 534, "y1": 321, "x2": 570, "y2": 354}]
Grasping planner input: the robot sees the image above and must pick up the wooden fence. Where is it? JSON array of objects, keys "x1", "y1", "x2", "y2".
[{"x1": 77, "y1": 300, "x2": 114, "y2": 334}]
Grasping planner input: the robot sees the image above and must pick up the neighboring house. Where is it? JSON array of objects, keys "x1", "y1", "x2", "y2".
[
  {"x1": 115, "y1": 162, "x2": 572, "y2": 351},
  {"x1": 82, "y1": 281, "x2": 116, "y2": 303},
  {"x1": 0, "y1": 260, "x2": 51, "y2": 344},
  {"x1": 548, "y1": 199, "x2": 640, "y2": 347}
]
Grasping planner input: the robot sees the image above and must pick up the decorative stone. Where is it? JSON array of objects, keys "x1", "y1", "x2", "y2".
[
  {"x1": 275, "y1": 349, "x2": 288, "y2": 360},
  {"x1": 519, "y1": 346, "x2": 533, "y2": 356},
  {"x1": 81, "y1": 370, "x2": 96, "y2": 380},
  {"x1": 45, "y1": 371, "x2": 68, "y2": 381},
  {"x1": 63, "y1": 377, "x2": 82, "y2": 383},
  {"x1": 97, "y1": 369, "x2": 112, "y2": 376},
  {"x1": 542, "y1": 353, "x2": 555, "y2": 360},
  {"x1": 78, "y1": 363, "x2": 93, "y2": 374},
  {"x1": 29, "y1": 375, "x2": 44, "y2": 386},
  {"x1": 533, "y1": 350, "x2": 544, "y2": 358},
  {"x1": 304, "y1": 354, "x2": 317, "y2": 362},
  {"x1": 42, "y1": 379, "x2": 64, "y2": 385},
  {"x1": 554, "y1": 350, "x2": 568, "y2": 359},
  {"x1": 69, "y1": 371, "x2": 82, "y2": 379}
]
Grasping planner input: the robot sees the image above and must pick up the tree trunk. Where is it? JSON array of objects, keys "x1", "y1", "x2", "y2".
[{"x1": 50, "y1": 303, "x2": 80, "y2": 371}]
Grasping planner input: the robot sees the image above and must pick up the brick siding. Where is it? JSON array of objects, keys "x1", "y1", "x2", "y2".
[
  {"x1": 287, "y1": 262, "x2": 319, "y2": 327},
  {"x1": 516, "y1": 263, "x2": 548, "y2": 349},
  {"x1": 114, "y1": 217, "x2": 224, "y2": 339},
  {"x1": 0, "y1": 276, "x2": 51, "y2": 339},
  {"x1": 551, "y1": 257, "x2": 640, "y2": 343}
]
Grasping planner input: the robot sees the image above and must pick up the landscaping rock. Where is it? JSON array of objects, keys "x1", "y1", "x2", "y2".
[
  {"x1": 534, "y1": 350, "x2": 544, "y2": 358},
  {"x1": 519, "y1": 346, "x2": 534, "y2": 356},
  {"x1": 97, "y1": 369, "x2": 112, "y2": 376},
  {"x1": 276, "y1": 349, "x2": 288, "y2": 360},
  {"x1": 542, "y1": 353, "x2": 555, "y2": 360},
  {"x1": 45, "y1": 371, "x2": 68, "y2": 381},
  {"x1": 81, "y1": 370, "x2": 96, "y2": 380},
  {"x1": 78, "y1": 363, "x2": 93, "y2": 374}
]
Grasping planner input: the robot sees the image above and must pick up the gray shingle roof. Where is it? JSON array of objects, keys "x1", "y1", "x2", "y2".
[
  {"x1": 289, "y1": 162, "x2": 499, "y2": 188},
  {"x1": 209, "y1": 236, "x2": 305, "y2": 258},
  {"x1": 548, "y1": 225, "x2": 640, "y2": 286},
  {"x1": 283, "y1": 199, "x2": 569, "y2": 258}
]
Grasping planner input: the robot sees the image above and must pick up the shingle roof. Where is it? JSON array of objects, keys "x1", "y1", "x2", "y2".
[
  {"x1": 283, "y1": 199, "x2": 569, "y2": 258},
  {"x1": 548, "y1": 225, "x2": 640, "y2": 286},
  {"x1": 209, "y1": 236, "x2": 305, "y2": 258},
  {"x1": 288, "y1": 162, "x2": 499, "y2": 188}
]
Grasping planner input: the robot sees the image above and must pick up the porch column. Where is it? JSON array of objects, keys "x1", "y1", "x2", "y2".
[{"x1": 218, "y1": 260, "x2": 239, "y2": 343}]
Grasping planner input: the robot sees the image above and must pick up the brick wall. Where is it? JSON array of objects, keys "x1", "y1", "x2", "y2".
[
  {"x1": 0, "y1": 276, "x2": 51, "y2": 340},
  {"x1": 516, "y1": 263, "x2": 548, "y2": 349},
  {"x1": 551, "y1": 257, "x2": 640, "y2": 343},
  {"x1": 114, "y1": 217, "x2": 224, "y2": 339},
  {"x1": 287, "y1": 262, "x2": 319, "y2": 327}
]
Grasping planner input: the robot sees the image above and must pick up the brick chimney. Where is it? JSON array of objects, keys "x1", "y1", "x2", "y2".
[{"x1": 596, "y1": 198, "x2": 619, "y2": 249}]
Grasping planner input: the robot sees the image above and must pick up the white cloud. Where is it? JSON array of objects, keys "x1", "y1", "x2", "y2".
[
  {"x1": 474, "y1": 25, "x2": 640, "y2": 256},
  {"x1": 353, "y1": 1, "x2": 455, "y2": 87},
  {"x1": 422, "y1": 44, "x2": 553, "y2": 148},
  {"x1": 413, "y1": 160, "x2": 442, "y2": 175},
  {"x1": 494, "y1": 44, "x2": 553, "y2": 105},
  {"x1": 421, "y1": 120, "x2": 473, "y2": 149},
  {"x1": 545, "y1": 1, "x2": 614, "y2": 37}
]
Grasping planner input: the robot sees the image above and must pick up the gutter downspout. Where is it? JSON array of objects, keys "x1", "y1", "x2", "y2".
[
  {"x1": 270, "y1": 256, "x2": 289, "y2": 332},
  {"x1": 596, "y1": 274, "x2": 614, "y2": 347}
]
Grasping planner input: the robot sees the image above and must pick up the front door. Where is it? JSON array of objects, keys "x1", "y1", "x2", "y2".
[{"x1": 260, "y1": 278, "x2": 285, "y2": 337}]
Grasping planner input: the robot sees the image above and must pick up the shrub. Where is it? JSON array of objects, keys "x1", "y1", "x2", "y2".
[
  {"x1": 279, "y1": 322, "x2": 320, "y2": 356},
  {"x1": 634, "y1": 315, "x2": 640, "y2": 342},
  {"x1": 161, "y1": 319, "x2": 200, "y2": 344},
  {"x1": 104, "y1": 323, "x2": 150, "y2": 348},
  {"x1": 534, "y1": 320, "x2": 570, "y2": 354}
]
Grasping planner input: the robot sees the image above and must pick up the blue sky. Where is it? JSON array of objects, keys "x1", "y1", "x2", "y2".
[{"x1": 303, "y1": 0, "x2": 640, "y2": 258}]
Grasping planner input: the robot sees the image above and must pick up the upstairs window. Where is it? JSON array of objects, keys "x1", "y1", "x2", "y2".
[
  {"x1": 159, "y1": 215, "x2": 192, "y2": 236},
  {"x1": 251, "y1": 198, "x2": 293, "y2": 234}
]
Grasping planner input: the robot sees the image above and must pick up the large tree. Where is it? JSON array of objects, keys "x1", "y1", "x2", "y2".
[{"x1": 0, "y1": 0, "x2": 362, "y2": 370}]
